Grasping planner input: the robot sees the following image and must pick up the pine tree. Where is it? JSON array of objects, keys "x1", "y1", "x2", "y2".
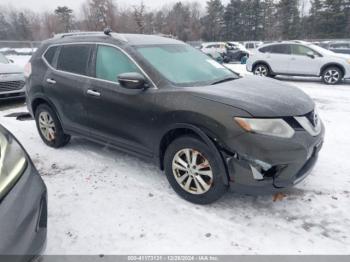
[
  {"x1": 323, "y1": 0, "x2": 347, "y2": 38},
  {"x1": 262, "y1": 0, "x2": 278, "y2": 41},
  {"x1": 224, "y1": 0, "x2": 243, "y2": 41},
  {"x1": 277, "y1": 0, "x2": 301, "y2": 40},
  {"x1": 55, "y1": 6, "x2": 74, "y2": 33},
  {"x1": 201, "y1": 0, "x2": 225, "y2": 41}
]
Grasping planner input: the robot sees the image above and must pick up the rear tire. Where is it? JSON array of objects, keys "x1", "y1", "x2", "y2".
[
  {"x1": 322, "y1": 66, "x2": 343, "y2": 85},
  {"x1": 164, "y1": 136, "x2": 228, "y2": 204},
  {"x1": 35, "y1": 104, "x2": 71, "y2": 148},
  {"x1": 253, "y1": 63, "x2": 270, "y2": 77}
]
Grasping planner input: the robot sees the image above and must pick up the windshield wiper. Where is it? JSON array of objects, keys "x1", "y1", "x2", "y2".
[{"x1": 211, "y1": 77, "x2": 237, "y2": 85}]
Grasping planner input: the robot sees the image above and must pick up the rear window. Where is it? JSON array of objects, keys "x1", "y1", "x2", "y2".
[
  {"x1": 270, "y1": 44, "x2": 291, "y2": 54},
  {"x1": 57, "y1": 45, "x2": 92, "y2": 76},
  {"x1": 44, "y1": 46, "x2": 58, "y2": 66},
  {"x1": 259, "y1": 44, "x2": 291, "y2": 54}
]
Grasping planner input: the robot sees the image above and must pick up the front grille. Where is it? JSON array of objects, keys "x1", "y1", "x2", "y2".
[{"x1": 0, "y1": 81, "x2": 25, "y2": 92}]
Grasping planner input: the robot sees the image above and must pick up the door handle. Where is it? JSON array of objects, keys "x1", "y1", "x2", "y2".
[
  {"x1": 46, "y1": 78, "x2": 56, "y2": 84},
  {"x1": 87, "y1": 89, "x2": 101, "y2": 97}
]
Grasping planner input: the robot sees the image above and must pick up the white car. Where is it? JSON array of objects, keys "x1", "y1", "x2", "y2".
[
  {"x1": 244, "y1": 41, "x2": 263, "y2": 50},
  {"x1": 246, "y1": 41, "x2": 350, "y2": 85},
  {"x1": 0, "y1": 53, "x2": 25, "y2": 100},
  {"x1": 200, "y1": 42, "x2": 227, "y2": 58}
]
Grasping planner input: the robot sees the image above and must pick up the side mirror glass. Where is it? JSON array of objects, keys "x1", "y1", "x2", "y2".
[{"x1": 117, "y1": 72, "x2": 147, "y2": 90}]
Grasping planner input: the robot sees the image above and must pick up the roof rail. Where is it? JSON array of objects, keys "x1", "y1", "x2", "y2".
[
  {"x1": 52, "y1": 31, "x2": 128, "y2": 43},
  {"x1": 53, "y1": 31, "x2": 102, "y2": 39}
]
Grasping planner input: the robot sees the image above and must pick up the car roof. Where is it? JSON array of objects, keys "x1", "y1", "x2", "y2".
[
  {"x1": 43, "y1": 32, "x2": 184, "y2": 46},
  {"x1": 202, "y1": 42, "x2": 226, "y2": 46}
]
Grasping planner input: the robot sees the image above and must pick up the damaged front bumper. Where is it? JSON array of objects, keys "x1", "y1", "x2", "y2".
[{"x1": 222, "y1": 123, "x2": 325, "y2": 194}]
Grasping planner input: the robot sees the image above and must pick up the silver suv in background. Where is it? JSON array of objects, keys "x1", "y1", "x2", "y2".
[
  {"x1": 247, "y1": 41, "x2": 350, "y2": 85},
  {"x1": 0, "y1": 52, "x2": 25, "y2": 100}
]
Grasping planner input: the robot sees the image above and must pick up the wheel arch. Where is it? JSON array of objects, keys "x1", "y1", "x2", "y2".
[
  {"x1": 252, "y1": 60, "x2": 273, "y2": 73},
  {"x1": 157, "y1": 123, "x2": 229, "y2": 185},
  {"x1": 320, "y1": 63, "x2": 345, "y2": 77},
  {"x1": 31, "y1": 96, "x2": 64, "y2": 128}
]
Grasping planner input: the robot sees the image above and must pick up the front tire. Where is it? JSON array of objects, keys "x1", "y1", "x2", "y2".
[
  {"x1": 253, "y1": 63, "x2": 270, "y2": 77},
  {"x1": 35, "y1": 104, "x2": 71, "y2": 148},
  {"x1": 164, "y1": 136, "x2": 228, "y2": 204},
  {"x1": 322, "y1": 67, "x2": 343, "y2": 85}
]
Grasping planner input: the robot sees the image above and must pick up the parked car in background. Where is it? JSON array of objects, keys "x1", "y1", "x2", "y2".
[
  {"x1": 201, "y1": 42, "x2": 249, "y2": 63},
  {"x1": 0, "y1": 52, "x2": 25, "y2": 100},
  {"x1": 247, "y1": 41, "x2": 350, "y2": 84},
  {"x1": 0, "y1": 124, "x2": 47, "y2": 259},
  {"x1": 244, "y1": 41, "x2": 263, "y2": 50},
  {"x1": 319, "y1": 41, "x2": 350, "y2": 55},
  {"x1": 26, "y1": 31, "x2": 324, "y2": 204},
  {"x1": 225, "y1": 42, "x2": 250, "y2": 63},
  {"x1": 200, "y1": 42, "x2": 227, "y2": 58}
]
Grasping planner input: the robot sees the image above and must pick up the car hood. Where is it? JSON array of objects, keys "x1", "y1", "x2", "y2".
[
  {"x1": 330, "y1": 52, "x2": 350, "y2": 59},
  {"x1": 190, "y1": 75, "x2": 314, "y2": 117},
  {"x1": 0, "y1": 63, "x2": 23, "y2": 74}
]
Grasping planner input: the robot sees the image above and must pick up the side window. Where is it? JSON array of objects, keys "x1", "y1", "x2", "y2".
[
  {"x1": 291, "y1": 45, "x2": 317, "y2": 56},
  {"x1": 57, "y1": 45, "x2": 92, "y2": 76},
  {"x1": 259, "y1": 46, "x2": 273, "y2": 53},
  {"x1": 270, "y1": 44, "x2": 291, "y2": 55},
  {"x1": 96, "y1": 45, "x2": 141, "y2": 83},
  {"x1": 44, "y1": 46, "x2": 58, "y2": 67}
]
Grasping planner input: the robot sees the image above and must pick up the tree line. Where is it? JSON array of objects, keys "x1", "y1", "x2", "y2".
[{"x1": 0, "y1": 0, "x2": 349, "y2": 42}]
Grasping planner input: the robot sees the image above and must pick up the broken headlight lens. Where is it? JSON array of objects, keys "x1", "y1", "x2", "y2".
[
  {"x1": 0, "y1": 127, "x2": 27, "y2": 200},
  {"x1": 234, "y1": 117, "x2": 295, "y2": 138}
]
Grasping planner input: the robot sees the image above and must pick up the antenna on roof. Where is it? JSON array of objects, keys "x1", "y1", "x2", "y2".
[{"x1": 104, "y1": 28, "x2": 112, "y2": 36}]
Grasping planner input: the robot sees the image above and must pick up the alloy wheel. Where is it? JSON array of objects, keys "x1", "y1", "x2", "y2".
[
  {"x1": 38, "y1": 111, "x2": 56, "y2": 142},
  {"x1": 254, "y1": 65, "x2": 268, "y2": 76},
  {"x1": 172, "y1": 148, "x2": 213, "y2": 195},
  {"x1": 324, "y1": 69, "x2": 340, "y2": 84}
]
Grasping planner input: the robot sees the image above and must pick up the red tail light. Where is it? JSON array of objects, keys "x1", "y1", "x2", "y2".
[{"x1": 24, "y1": 62, "x2": 32, "y2": 78}]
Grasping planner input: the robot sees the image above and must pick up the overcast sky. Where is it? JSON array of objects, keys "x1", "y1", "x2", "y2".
[
  {"x1": 0, "y1": 0, "x2": 232, "y2": 13},
  {"x1": 0, "y1": 0, "x2": 309, "y2": 14}
]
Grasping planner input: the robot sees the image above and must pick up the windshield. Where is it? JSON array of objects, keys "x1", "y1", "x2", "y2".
[
  {"x1": 0, "y1": 53, "x2": 9, "y2": 64},
  {"x1": 136, "y1": 44, "x2": 237, "y2": 86},
  {"x1": 308, "y1": 44, "x2": 335, "y2": 56}
]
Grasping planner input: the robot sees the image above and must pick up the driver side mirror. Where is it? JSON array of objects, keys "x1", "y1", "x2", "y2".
[
  {"x1": 306, "y1": 51, "x2": 315, "y2": 59},
  {"x1": 117, "y1": 72, "x2": 147, "y2": 90},
  {"x1": 9, "y1": 59, "x2": 14, "y2": 63}
]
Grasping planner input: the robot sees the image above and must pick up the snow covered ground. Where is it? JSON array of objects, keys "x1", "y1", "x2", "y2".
[{"x1": 1, "y1": 58, "x2": 350, "y2": 255}]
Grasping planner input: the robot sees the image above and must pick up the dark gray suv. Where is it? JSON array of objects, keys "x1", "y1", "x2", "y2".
[{"x1": 26, "y1": 31, "x2": 325, "y2": 204}]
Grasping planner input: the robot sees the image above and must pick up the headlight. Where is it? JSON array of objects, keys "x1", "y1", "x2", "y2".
[
  {"x1": 0, "y1": 128, "x2": 27, "y2": 200},
  {"x1": 347, "y1": 59, "x2": 350, "y2": 64},
  {"x1": 234, "y1": 117, "x2": 295, "y2": 138}
]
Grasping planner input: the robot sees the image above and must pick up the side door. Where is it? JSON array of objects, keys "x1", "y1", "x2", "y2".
[
  {"x1": 43, "y1": 44, "x2": 93, "y2": 134},
  {"x1": 288, "y1": 44, "x2": 322, "y2": 76},
  {"x1": 263, "y1": 44, "x2": 291, "y2": 74},
  {"x1": 85, "y1": 44, "x2": 156, "y2": 158}
]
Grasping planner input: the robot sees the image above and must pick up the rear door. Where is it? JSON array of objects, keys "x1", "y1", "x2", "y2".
[
  {"x1": 43, "y1": 44, "x2": 93, "y2": 133},
  {"x1": 289, "y1": 44, "x2": 321, "y2": 76},
  {"x1": 262, "y1": 44, "x2": 291, "y2": 74}
]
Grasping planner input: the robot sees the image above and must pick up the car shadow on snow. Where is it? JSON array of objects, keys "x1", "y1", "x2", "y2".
[{"x1": 276, "y1": 76, "x2": 350, "y2": 86}]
